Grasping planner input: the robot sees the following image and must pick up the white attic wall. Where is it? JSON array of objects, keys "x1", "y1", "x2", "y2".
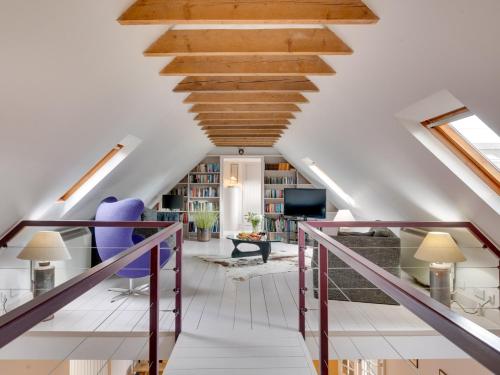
[
  {"x1": 0, "y1": 0, "x2": 212, "y2": 234},
  {"x1": 0, "y1": 0, "x2": 499, "y2": 244},
  {"x1": 276, "y1": 0, "x2": 500, "y2": 243}
]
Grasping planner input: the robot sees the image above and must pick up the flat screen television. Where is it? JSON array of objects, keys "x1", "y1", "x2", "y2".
[
  {"x1": 284, "y1": 188, "x2": 326, "y2": 218},
  {"x1": 162, "y1": 195, "x2": 184, "y2": 210}
]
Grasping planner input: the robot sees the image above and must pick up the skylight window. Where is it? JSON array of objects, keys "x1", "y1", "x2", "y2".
[
  {"x1": 422, "y1": 108, "x2": 500, "y2": 194},
  {"x1": 449, "y1": 115, "x2": 500, "y2": 170},
  {"x1": 302, "y1": 158, "x2": 356, "y2": 207},
  {"x1": 59, "y1": 144, "x2": 124, "y2": 202}
]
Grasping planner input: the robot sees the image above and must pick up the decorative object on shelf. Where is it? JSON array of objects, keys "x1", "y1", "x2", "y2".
[
  {"x1": 17, "y1": 231, "x2": 72, "y2": 320},
  {"x1": 244, "y1": 212, "x2": 262, "y2": 233},
  {"x1": 414, "y1": 232, "x2": 466, "y2": 307},
  {"x1": 192, "y1": 211, "x2": 219, "y2": 242}
]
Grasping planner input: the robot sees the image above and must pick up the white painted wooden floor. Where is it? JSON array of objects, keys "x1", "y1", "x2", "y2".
[
  {"x1": 18, "y1": 238, "x2": 499, "y2": 361},
  {"x1": 164, "y1": 330, "x2": 317, "y2": 375},
  {"x1": 30, "y1": 239, "x2": 497, "y2": 335}
]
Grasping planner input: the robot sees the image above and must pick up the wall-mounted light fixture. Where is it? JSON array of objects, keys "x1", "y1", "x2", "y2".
[{"x1": 229, "y1": 163, "x2": 239, "y2": 186}]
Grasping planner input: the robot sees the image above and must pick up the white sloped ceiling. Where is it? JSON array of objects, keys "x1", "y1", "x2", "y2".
[{"x1": 0, "y1": 0, "x2": 499, "y2": 242}]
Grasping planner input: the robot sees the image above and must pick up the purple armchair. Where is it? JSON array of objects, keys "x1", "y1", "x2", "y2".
[{"x1": 95, "y1": 197, "x2": 171, "y2": 302}]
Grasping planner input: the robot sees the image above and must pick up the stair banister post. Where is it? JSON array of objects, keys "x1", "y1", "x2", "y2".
[
  {"x1": 149, "y1": 245, "x2": 160, "y2": 375},
  {"x1": 319, "y1": 243, "x2": 329, "y2": 375}
]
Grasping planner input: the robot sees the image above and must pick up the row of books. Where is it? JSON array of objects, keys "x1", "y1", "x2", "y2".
[
  {"x1": 189, "y1": 174, "x2": 220, "y2": 183},
  {"x1": 265, "y1": 163, "x2": 293, "y2": 171},
  {"x1": 189, "y1": 187, "x2": 219, "y2": 197},
  {"x1": 188, "y1": 201, "x2": 218, "y2": 212},
  {"x1": 169, "y1": 187, "x2": 187, "y2": 196},
  {"x1": 264, "y1": 176, "x2": 296, "y2": 184},
  {"x1": 265, "y1": 203, "x2": 283, "y2": 213},
  {"x1": 193, "y1": 163, "x2": 220, "y2": 173},
  {"x1": 263, "y1": 216, "x2": 298, "y2": 233},
  {"x1": 188, "y1": 220, "x2": 220, "y2": 233},
  {"x1": 264, "y1": 189, "x2": 284, "y2": 198}
]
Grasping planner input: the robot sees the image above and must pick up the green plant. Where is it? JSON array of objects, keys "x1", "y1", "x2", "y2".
[
  {"x1": 191, "y1": 211, "x2": 218, "y2": 230},
  {"x1": 244, "y1": 212, "x2": 261, "y2": 232}
]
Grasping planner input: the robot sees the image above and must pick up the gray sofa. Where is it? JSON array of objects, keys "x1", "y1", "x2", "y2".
[{"x1": 312, "y1": 228, "x2": 401, "y2": 305}]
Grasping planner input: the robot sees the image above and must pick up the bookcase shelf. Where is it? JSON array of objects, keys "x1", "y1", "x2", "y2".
[
  {"x1": 162, "y1": 156, "x2": 222, "y2": 238},
  {"x1": 262, "y1": 156, "x2": 315, "y2": 241}
]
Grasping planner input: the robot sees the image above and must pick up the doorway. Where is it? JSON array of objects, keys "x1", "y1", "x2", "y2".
[{"x1": 222, "y1": 156, "x2": 263, "y2": 234}]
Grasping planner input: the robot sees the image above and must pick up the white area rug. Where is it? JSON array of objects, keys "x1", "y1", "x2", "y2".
[{"x1": 196, "y1": 247, "x2": 312, "y2": 281}]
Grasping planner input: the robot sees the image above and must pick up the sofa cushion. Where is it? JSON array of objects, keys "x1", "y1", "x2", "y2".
[{"x1": 313, "y1": 232, "x2": 401, "y2": 305}]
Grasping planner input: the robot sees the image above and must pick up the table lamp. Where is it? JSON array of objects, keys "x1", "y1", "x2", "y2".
[
  {"x1": 414, "y1": 232, "x2": 466, "y2": 307},
  {"x1": 17, "y1": 231, "x2": 71, "y2": 319}
]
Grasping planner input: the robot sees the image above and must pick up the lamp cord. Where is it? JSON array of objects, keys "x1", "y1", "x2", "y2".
[{"x1": 451, "y1": 292, "x2": 490, "y2": 315}]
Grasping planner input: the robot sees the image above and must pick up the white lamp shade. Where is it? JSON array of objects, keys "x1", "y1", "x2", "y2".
[
  {"x1": 17, "y1": 231, "x2": 71, "y2": 261},
  {"x1": 414, "y1": 232, "x2": 466, "y2": 263},
  {"x1": 333, "y1": 209, "x2": 355, "y2": 221}
]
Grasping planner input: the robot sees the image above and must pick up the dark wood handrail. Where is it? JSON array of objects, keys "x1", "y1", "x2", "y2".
[
  {"x1": 298, "y1": 221, "x2": 500, "y2": 374},
  {"x1": 0, "y1": 220, "x2": 183, "y2": 354},
  {"x1": 0, "y1": 219, "x2": 178, "y2": 247},
  {"x1": 306, "y1": 220, "x2": 500, "y2": 259}
]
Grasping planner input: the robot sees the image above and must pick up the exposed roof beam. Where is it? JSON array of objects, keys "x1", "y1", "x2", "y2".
[
  {"x1": 195, "y1": 112, "x2": 295, "y2": 120},
  {"x1": 185, "y1": 92, "x2": 308, "y2": 104},
  {"x1": 199, "y1": 119, "x2": 290, "y2": 126},
  {"x1": 202, "y1": 126, "x2": 288, "y2": 131},
  {"x1": 213, "y1": 143, "x2": 275, "y2": 147},
  {"x1": 190, "y1": 104, "x2": 301, "y2": 113},
  {"x1": 161, "y1": 56, "x2": 334, "y2": 76},
  {"x1": 173, "y1": 76, "x2": 319, "y2": 92},
  {"x1": 206, "y1": 131, "x2": 284, "y2": 137},
  {"x1": 118, "y1": 0, "x2": 378, "y2": 25},
  {"x1": 145, "y1": 28, "x2": 352, "y2": 56}
]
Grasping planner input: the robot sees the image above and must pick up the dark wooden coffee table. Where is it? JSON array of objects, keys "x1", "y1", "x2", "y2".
[{"x1": 226, "y1": 233, "x2": 283, "y2": 263}]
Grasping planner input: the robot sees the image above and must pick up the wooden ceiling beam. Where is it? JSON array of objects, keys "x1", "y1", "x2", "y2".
[
  {"x1": 202, "y1": 126, "x2": 288, "y2": 131},
  {"x1": 214, "y1": 145, "x2": 275, "y2": 147},
  {"x1": 161, "y1": 55, "x2": 334, "y2": 76},
  {"x1": 190, "y1": 104, "x2": 301, "y2": 113},
  {"x1": 185, "y1": 92, "x2": 308, "y2": 104},
  {"x1": 205, "y1": 128, "x2": 284, "y2": 133},
  {"x1": 145, "y1": 28, "x2": 352, "y2": 56},
  {"x1": 174, "y1": 76, "x2": 319, "y2": 92},
  {"x1": 195, "y1": 112, "x2": 295, "y2": 120},
  {"x1": 207, "y1": 133, "x2": 283, "y2": 138},
  {"x1": 118, "y1": 0, "x2": 379, "y2": 25},
  {"x1": 199, "y1": 119, "x2": 290, "y2": 126}
]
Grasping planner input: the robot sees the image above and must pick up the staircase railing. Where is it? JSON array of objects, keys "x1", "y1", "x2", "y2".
[
  {"x1": 298, "y1": 221, "x2": 500, "y2": 374},
  {"x1": 0, "y1": 220, "x2": 183, "y2": 375}
]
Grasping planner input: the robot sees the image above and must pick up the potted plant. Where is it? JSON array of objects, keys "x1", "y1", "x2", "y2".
[
  {"x1": 191, "y1": 211, "x2": 218, "y2": 242},
  {"x1": 244, "y1": 212, "x2": 262, "y2": 233}
]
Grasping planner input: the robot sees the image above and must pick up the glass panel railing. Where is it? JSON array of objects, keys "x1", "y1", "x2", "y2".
[
  {"x1": 300, "y1": 223, "x2": 499, "y2": 374},
  {"x1": 0, "y1": 221, "x2": 182, "y2": 375}
]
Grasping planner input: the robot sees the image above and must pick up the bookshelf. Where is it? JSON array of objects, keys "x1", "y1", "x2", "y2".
[
  {"x1": 263, "y1": 155, "x2": 314, "y2": 242},
  {"x1": 159, "y1": 153, "x2": 331, "y2": 243},
  {"x1": 163, "y1": 156, "x2": 222, "y2": 239}
]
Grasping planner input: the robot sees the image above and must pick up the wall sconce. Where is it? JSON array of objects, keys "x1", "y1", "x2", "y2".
[{"x1": 229, "y1": 163, "x2": 239, "y2": 186}]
